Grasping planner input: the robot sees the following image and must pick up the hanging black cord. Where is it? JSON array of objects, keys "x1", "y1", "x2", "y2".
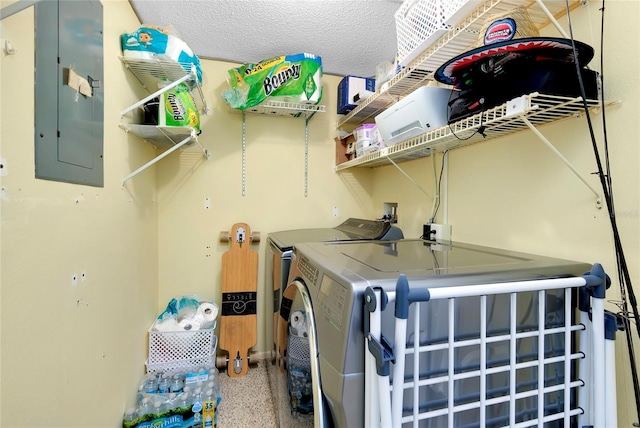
[
  {"x1": 566, "y1": 0, "x2": 640, "y2": 423},
  {"x1": 447, "y1": 88, "x2": 487, "y2": 141},
  {"x1": 596, "y1": 2, "x2": 640, "y2": 423},
  {"x1": 431, "y1": 149, "x2": 450, "y2": 221}
]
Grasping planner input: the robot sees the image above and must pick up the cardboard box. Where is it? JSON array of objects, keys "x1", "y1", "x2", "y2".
[
  {"x1": 335, "y1": 132, "x2": 357, "y2": 165},
  {"x1": 337, "y1": 76, "x2": 376, "y2": 115}
]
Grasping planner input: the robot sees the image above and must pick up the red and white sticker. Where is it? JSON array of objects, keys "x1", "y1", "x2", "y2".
[{"x1": 484, "y1": 18, "x2": 516, "y2": 45}]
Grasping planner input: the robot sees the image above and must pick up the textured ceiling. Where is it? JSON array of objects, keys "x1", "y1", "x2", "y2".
[{"x1": 129, "y1": 0, "x2": 402, "y2": 77}]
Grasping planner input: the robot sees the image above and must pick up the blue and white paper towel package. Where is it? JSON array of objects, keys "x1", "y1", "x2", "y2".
[{"x1": 121, "y1": 24, "x2": 203, "y2": 83}]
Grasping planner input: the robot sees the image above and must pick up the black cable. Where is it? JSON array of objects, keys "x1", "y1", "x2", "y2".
[
  {"x1": 566, "y1": 0, "x2": 640, "y2": 423},
  {"x1": 596, "y1": 1, "x2": 640, "y2": 420},
  {"x1": 446, "y1": 88, "x2": 487, "y2": 141},
  {"x1": 431, "y1": 149, "x2": 449, "y2": 221}
]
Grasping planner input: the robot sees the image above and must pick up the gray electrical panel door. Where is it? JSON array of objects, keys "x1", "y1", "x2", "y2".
[{"x1": 35, "y1": 0, "x2": 104, "y2": 187}]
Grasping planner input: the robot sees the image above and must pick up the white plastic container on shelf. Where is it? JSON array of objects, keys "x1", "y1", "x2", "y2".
[{"x1": 395, "y1": 0, "x2": 482, "y2": 67}]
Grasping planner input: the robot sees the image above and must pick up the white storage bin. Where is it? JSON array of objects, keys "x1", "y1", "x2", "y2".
[
  {"x1": 148, "y1": 326, "x2": 216, "y2": 365},
  {"x1": 146, "y1": 354, "x2": 215, "y2": 375},
  {"x1": 395, "y1": 0, "x2": 481, "y2": 67}
]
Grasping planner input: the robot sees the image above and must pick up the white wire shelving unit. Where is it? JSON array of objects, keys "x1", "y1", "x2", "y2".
[
  {"x1": 337, "y1": 93, "x2": 599, "y2": 168},
  {"x1": 336, "y1": 0, "x2": 589, "y2": 127},
  {"x1": 337, "y1": 93, "x2": 611, "y2": 208},
  {"x1": 334, "y1": 0, "x2": 617, "y2": 208},
  {"x1": 119, "y1": 57, "x2": 210, "y2": 186}
]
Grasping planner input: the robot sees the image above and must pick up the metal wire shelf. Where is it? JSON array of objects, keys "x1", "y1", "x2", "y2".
[
  {"x1": 335, "y1": 93, "x2": 604, "y2": 170},
  {"x1": 243, "y1": 100, "x2": 325, "y2": 120},
  {"x1": 119, "y1": 56, "x2": 210, "y2": 185},
  {"x1": 337, "y1": 0, "x2": 588, "y2": 127}
]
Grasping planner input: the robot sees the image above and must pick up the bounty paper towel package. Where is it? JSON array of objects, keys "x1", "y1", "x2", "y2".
[
  {"x1": 143, "y1": 83, "x2": 201, "y2": 132},
  {"x1": 160, "y1": 83, "x2": 200, "y2": 132},
  {"x1": 121, "y1": 24, "x2": 203, "y2": 83},
  {"x1": 222, "y1": 53, "x2": 323, "y2": 110}
]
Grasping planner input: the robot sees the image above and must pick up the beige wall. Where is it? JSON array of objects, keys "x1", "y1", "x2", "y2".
[
  {"x1": 155, "y1": 63, "x2": 375, "y2": 355},
  {"x1": 1, "y1": 0, "x2": 639, "y2": 426},
  {"x1": 1, "y1": 1, "x2": 159, "y2": 426}
]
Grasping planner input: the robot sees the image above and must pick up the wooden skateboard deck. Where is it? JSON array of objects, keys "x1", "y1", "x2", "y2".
[{"x1": 219, "y1": 223, "x2": 258, "y2": 377}]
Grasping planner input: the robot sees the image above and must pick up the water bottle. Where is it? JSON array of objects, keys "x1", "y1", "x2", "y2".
[
  {"x1": 175, "y1": 391, "x2": 190, "y2": 411},
  {"x1": 191, "y1": 387, "x2": 203, "y2": 425},
  {"x1": 170, "y1": 374, "x2": 184, "y2": 393},
  {"x1": 152, "y1": 401, "x2": 163, "y2": 420},
  {"x1": 122, "y1": 408, "x2": 137, "y2": 428},
  {"x1": 137, "y1": 397, "x2": 153, "y2": 419},
  {"x1": 201, "y1": 387, "x2": 216, "y2": 428},
  {"x1": 123, "y1": 408, "x2": 137, "y2": 420},
  {"x1": 137, "y1": 384, "x2": 145, "y2": 405},
  {"x1": 143, "y1": 376, "x2": 158, "y2": 394},
  {"x1": 158, "y1": 374, "x2": 169, "y2": 394},
  {"x1": 163, "y1": 393, "x2": 176, "y2": 414},
  {"x1": 204, "y1": 414, "x2": 213, "y2": 428},
  {"x1": 183, "y1": 385, "x2": 192, "y2": 398}
]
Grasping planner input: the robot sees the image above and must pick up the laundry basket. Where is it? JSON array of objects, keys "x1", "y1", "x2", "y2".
[
  {"x1": 148, "y1": 326, "x2": 216, "y2": 365},
  {"x1": 395, "y1": 0, "x2": 481, "y2": 67},
  {"x1": 146, "y1": 335, "x2": 218, "y2": 374}
]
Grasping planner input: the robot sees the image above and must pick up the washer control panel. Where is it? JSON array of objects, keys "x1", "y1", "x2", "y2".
[
  {"x1": 298, "y1": 254, "x2": 319, "y2": 285},
  {"x1": 317, "y1": 275, "x2": 347, "y2": 331}
]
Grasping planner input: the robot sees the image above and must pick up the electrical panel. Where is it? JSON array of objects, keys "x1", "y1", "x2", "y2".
[{"x1": 34, "y1": 0, "x2": 104, "y2": 187}]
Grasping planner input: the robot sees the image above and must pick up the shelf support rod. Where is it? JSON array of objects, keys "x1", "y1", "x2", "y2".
[
  {"x1": 304, "y1": 117, "x2": 309, "y2": 197},
  {"x1": 519, "y1": 115, "x2": 602, "y2": 208},
  {"x1": 535, "y1": 0, "x2": 571, "y2": 39},
  {"x1": 242, "y1": 113, "x2": 247, "y2": 196},
  {"x1": 387, "y1": 158, "x2": 432, "y2": 200},
  {"x1": 122, "y1": 133, "x2": 194, "y2": 186},
  {"x1": 119, "y1": 72, "x2": 192, "y2": 117}
]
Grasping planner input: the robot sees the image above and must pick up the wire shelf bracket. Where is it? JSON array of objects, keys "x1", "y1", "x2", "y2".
[
  {"x1": 235, "y1": 101, "x2": 325, "y2": 197},
  {"x1": 119, "y1": 60, "x2": 210, "y2": 186}
]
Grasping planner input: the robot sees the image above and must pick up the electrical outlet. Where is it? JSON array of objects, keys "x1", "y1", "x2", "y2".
[
  {"x1": 383, "y1": 202, "x2": 398, "y2": 223},
  {"x1": 423, "y1": 223, "x2": 452, "y2": 242}
]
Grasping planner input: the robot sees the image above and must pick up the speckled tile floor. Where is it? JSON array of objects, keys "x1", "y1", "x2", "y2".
[{"x1": 217, "y1": 360, "x2": 278, "y2": 427}]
